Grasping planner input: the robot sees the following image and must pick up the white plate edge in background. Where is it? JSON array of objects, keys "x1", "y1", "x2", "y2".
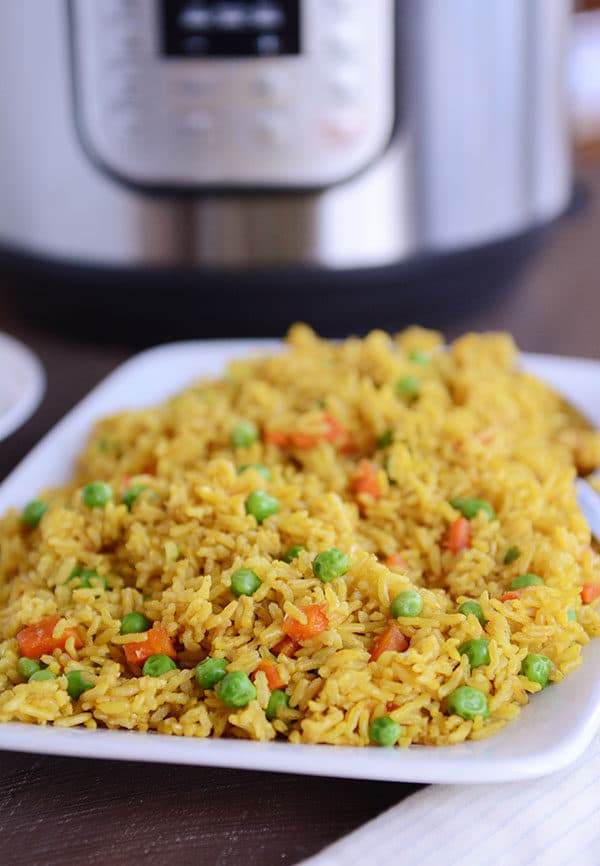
[{"x1": 0, "y1": 332, "x2": 46, "y2": 441}]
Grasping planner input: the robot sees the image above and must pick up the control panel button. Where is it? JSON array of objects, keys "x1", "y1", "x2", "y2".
[
  {"x1": 328, "y1": 66, "x2": 361, "y2": 106},
  {"x1": 172, "y1": 76, "x2": 221, "y2": 102},
  {"x1": 102, "y1": 24, "x2": 145, "y2": 60},
  {"x1": 102, "y1": 63, "x2": 145, "y2": 113},
  {"x1": 252, "y1": 70, "x2": 290, "y2": 104},
  {"x1": 106, "y1": 63, "x2": 143, "y2": 90},
  {"x1": 101, "y1": 0, "x2": 140, "y2": 20},
  {"x1": 110, "y1": 107, "x2": 142, "y2": 138},
  {"x1": 320, "y1": 111, "x2": 365, "y2": 146},
  {"x1": 324, "y1": 0, "x2": 362, "y2": 19},
  {"x1": 106, "y1": 85, "x2": 144, "y2": 110},
  {"x1": 254, "y1": 111, "x2": 290, "y2": 146},
  {"x1": 177, "y1": 110, "x2": 218, "y2": 143},
  {"x1": 327, "y1": 22, "x2": 361, "y2": 60}
]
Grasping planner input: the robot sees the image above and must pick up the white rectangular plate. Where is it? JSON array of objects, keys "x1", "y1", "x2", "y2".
[{"x1": 1, "y1": 341, "x2": 600, "y2": 784}]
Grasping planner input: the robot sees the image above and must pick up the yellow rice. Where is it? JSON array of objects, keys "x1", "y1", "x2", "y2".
[{"x1": 1, "y1": 324, "x2": 600, "y2": 746}]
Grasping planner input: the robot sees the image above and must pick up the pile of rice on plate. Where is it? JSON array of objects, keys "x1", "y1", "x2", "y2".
[{"x1": 1, "y1": 325, "x2": 600, "y2": 748}]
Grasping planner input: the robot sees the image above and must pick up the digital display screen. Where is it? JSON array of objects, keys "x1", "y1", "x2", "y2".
[{"x1": 161, "y1": 1, "x2": 301, "y2": 57}]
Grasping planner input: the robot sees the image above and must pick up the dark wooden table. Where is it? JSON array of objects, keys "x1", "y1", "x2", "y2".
[{"x1": 1, "y1": 156, "x2": 599, "y2": 866}]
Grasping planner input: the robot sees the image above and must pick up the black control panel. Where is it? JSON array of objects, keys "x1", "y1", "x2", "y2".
[{"x1": 161, "y1": 1, "x2": 301, "y2": 57}]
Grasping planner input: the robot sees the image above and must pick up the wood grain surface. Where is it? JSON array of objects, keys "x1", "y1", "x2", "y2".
[{"x1": 0, "y1": 157, "x2": 598, "y2": 866}]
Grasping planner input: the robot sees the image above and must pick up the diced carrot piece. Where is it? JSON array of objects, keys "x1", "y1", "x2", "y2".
[
  {"x1": 265, "y1": 413, "x2": 348, "y2": 451},
  {"x1": 252, "y1": 660, "x2": 285, "y2": 690},
  {"x1": 499, "y1": 589, "x2": 525, "y2": 602},
  {"x1": 17, "y1": 615, "x2": 82, "y2": 659},
  {"x1": 338, "y1": 436, "x2": 358, "y2": 455},
  {"x1": 386, "y1": 701, "x2": 400, "y2": 712},
  {"x1": 322, "y1": 412, "x2": 347, "y2": 444},
  {"x1": 263, "y1": 429, "x2": 291, "y2": 447},
  {"x1": 289, "y1": 431, "x2": 321, "y2": 449},
  {"x1": 447, "y1": 516, "x2": 471, "y2": 553},
  {"x1": 289, "y1": 413, "x2": 347, "y2": 450},
  {"x1": 122, "y1": 623, "x2": 176, "y2": 666},
  {"x1": 480, "y1": 429, "x2": 495, "y2": 444},
  {"x1": 272, "y1": 636, "x2": 299, "y2": 658},
  {"x1": 353, "y1": 459, "x2": 382, "y2": 501},
  {"x1": 385, "y1": 553, "x2": 408, "y2": 569},
  {"x1": 581, "y1": 583, "x2": 600, "y2": 604},
  {"x1": 369, "y1": 623, "x2": 409, "y2": 662},
  {"x1": 283, "y1": 604, "x2": 329, "y2": 643}
]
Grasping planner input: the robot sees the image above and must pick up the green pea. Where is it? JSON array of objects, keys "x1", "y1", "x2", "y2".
[
  {"x1": 450, "y1": 497, "x2": 495, "y2": 521},
  {"x1": 122, "y1": 484, "x2": 147, "y2": 510},
  {"x1": 266, "y1": 689, "x2": 290, "y2": 721},
  {"x1": 407, "y1": 349, "x2": 430, "y2": 365},
  {"x1": 28, "y1": 670, "x2": 57, "y2": 683},
  {"x1": 82, "y1": 482, "x2": 113, "y2": 508},
  {"x1": 69, "y1": 568, "x2": 107, "y2": 592},
  {"x1": 165, "y1": 541, "x2": 180, "y2": 562},
  {"x1": 245, "y1": 490, "x2": 280, "y2": 524},
  {"x1": 312, "y1": 548, "x2": 350, "y2": 583},
  {"x1": 458, "y1": 638, "x2": 490, "y2": 669},
  {"x1": 238, "y1": 464, "x2": 272, "y2": 481},
  {"x1": 21, "y1": 499, "x2": 48, "y2": 528},
  {"x1": 458, "y1": 601, "x2": 486, "y2": 626},
  {"x1": 78, "y1": 571, "x2": 108, "y2": 592},
  {"x1": 377, "y1": 429, "x2": 394, "y2": 449},
  {"x1": 283, "y1": 545, "x2": 306, "y2": 564},
  {"x1": 504, "y1": 545, "x2": 521, "y2": 565},
  {"x1": 195, "y1": 657, "x2": 228, "y2": 690},
  {"x1": 567, "y1": 608, "x2": 577, "y2": 622},
  {"x1": 66, "y1": 670, "x2": 94, "y2": 700},
  {"x1": 231, "y1": 568, "x2": 261, "y2": 597},
  {"x1": 521, "y1": 653, "x2": 552, "y2": 688},
  {"x1": 369, "y1": 716, "x2": 402, "y2": 746},
  {"x1": 390, "y1": 590, "x2": 423, "y2": 618},
  {"x1": 509, "y1": 573, "x2": 544, "y2": 591},
  {"x1": 17, "y1": 657, "x2": 42, "y2": 679},
  {"x1": 395, "y1": 376, "x2": 420, "y2": 399},
  {"x1": 68, "y1": 565, "x2": 93, "y2": 581},
  {"x1": 231, "y1": 421, "x2": 258, "y2": 449},
  {"x1": 383, "y1": 454, "x2": 397, "y2": 485},
  {"x1": 120, "y1": 612, "x2": 151, "y2": 635},
  {"x1": 216, "y1": 671, "x2": 257, "y2": 708},
  {"x1": 447, "y1": 686, "x2": 489, "y2": 720},
  {"x1": 142, "y1": 654, "x2": 177, "y2": 677}
]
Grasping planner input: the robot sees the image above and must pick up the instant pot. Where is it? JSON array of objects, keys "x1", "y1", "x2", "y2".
[{"x1": 0, "y1": 0, "x2": 573, "y2": 337}]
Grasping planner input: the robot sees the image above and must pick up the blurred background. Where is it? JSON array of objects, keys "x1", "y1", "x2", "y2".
[{"x1": 0, "y1": 0, "x2": 599, "y2": 349}]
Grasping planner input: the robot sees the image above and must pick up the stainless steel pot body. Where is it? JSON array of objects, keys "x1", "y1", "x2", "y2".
[{"x1": 0, "y1": 0, "x2": 572, "y2": 272}]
